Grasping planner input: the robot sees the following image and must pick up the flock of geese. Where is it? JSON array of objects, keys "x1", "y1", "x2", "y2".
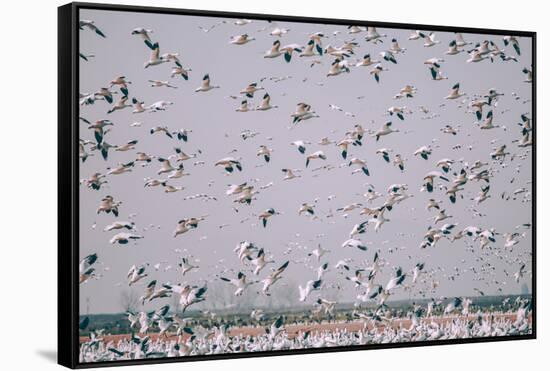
[{"x1": 78, "y1": 12, "x2": 533, "y2": 363}]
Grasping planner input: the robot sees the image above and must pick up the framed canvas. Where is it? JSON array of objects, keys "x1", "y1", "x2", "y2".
[{"x1": 58, "y1": 2, "x2": 536, "y2": 368}]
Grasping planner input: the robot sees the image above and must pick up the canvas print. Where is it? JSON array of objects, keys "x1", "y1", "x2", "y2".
[{"x1": 77, "y1": 8, "x2": 533, "y2": 364}]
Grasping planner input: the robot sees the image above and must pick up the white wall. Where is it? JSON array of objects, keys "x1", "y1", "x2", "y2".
[{"x1": 0, "y1": 0, "x2": 545, "y2": 369}]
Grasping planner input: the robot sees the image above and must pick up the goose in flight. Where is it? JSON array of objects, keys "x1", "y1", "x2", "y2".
[
  {"x1": 230, "y1": 34, "x2": 255, "y2": 45},
  {"x1": 240, "y1": 82, "x2": 264, "y2": 98},
  {"x1": 522, "y1": 67, "x2": 532, "y2": 83},
  {"x1": 215, "y1": 157, "x2": 242, "y2": 173},
  {"x1": 143, "y1": 40, "x2": 168, "y2": 68},
  {"x1": 387, "y1": 106, "x2": 406, "y2": 120},
  {"x1": 385, "y1": 267, "x2": 406, "y2": 291},
  {"x1": 365, "y1": 27, "x2": 386, "y2": 43},
  {"x1": 349, "y1": 221, "x2": 369, "y2": 237},
  {"x1": 299, "y1": 279, "x2": 322, "y2": 301},
  {"x1": 195, "y1": 74, "x2": 220, "y2": 92},
  {"x1": 445, "y1": 83, "x2": 465, "y2": 99},
  {"x1": 109, "y1": 76, "x2": 131, "y2": 96},
  {"x1": 173, "y1": 217, "x2": 204, "y2": 237},
  {"x1": 436, "y1": 158, "x2": 454, "y2": 173},
  {"x1": 393, "y1": 154, "x2": 405, "y2": 171},
  {"x1": 255, "y1": 93, "x2": 278, "y2": 110},
  {"x1": 421, "y1": 32, "x2": 440, "y2": 47},
  {"x1": 97, "y1": 195, "x2": 120, "y2": 217},
  {"x1": 172, "y1": 284, "x2": 207, "y2": 311},
  {"x1": 355, "y1": 54, "x2": 380, "y2": 67},
  {"x1": 114, "y1": 140, "x2": 138, "y2": 152},
  {"x1": 79, "y1": 253, "x2": 98, "y2": 284},
  {"x1": 104, "y1": 221, "x2": 134, "y2": 231},
  {"x1": 445, "y1": 40, "x2": 463, "y2": 55},
  {"x1": 291, "y1": 140, "x2": 310, "y2": 154},
  {"x1": 110, "y1": 232, "x2": 143, "y2": 245},
  {"x1": 148, "y1": 126, "x2": 172, "y2": 139},
  {"x1": 107, "y1": 95, "x2": 131, "y2": 114},
  {"x1": 171, "y1": 61, "x2": 191, "y2": 80},
  {"x1": 298, "y1": 203, "x2": 315, "y2": 216},
  {"x1": 373, "y1": 121, "x2": 399, "y2": 141},
  {"x1": 291, "y1": 103, "x2": 318, "y2": 124},
  {"x1": 414, "y1": 145, "x2": 432, "y2": 160},
  {"x1": 258, "y1": 208, "x2": 279, "y2": 227},
  {"x1": 503, "y1": 35, "x2": 521, "y2": 55},
  {"x1": 127, "y1": 264, "x2": 148, "y2": 285},
  {"x1": 308, "y1": 245, "x2": 330, "y2": 261},
  {"x1": 282, "y1": 168, "x2": 301, "y2": 180},
  {"x1": 131, "y1": 27, "x2": 153, "y2": 42},
  {"x1": 157, "y1": 158, "x2": 175, "y2": 175},
  {"x1": 370, "y1": 64, "x2": 388, "y2": 83},
  {"x1": 376, "y1": 148, "x2": 392, "y2": 163},
  {"x1": 341, "y1": 238, "x2": 368, "y2": 251},
  {"x1": 263, "y1": 40, "x2": 302, "y2": 62},
  {"x1": 422, "y1": 171, "x2": 449, "y2": 192},
  {"x1": 261, "y1": 261, "x2": 289, "y2": 295},
  {"x1": 305, "y1": 151, "x2": 327, "y2": 167},
  {"x1": 466, "y1": 50, "x2": 489, "y2": 63},
  {"x1": 149, "y1": 80, "x2": 177, "y2": 88},
  {"x1": 220, "y1": 272, "x2": 255, "y2": 296},
  {"x1": 348, "y1": 158, "x2": 370, "y2": 176},
  {"x1": 79, "y1": 20, "x2": 106, "y2": 37},
  {"x1": 380, "y1": 50, "x2": 397, "y2": 64},
  {"x1": 249, "y1": 248, "x2": 275, "y2": 275},
  {"x1": 327, "y1": 58, "x2": 351, "y2": 76}
]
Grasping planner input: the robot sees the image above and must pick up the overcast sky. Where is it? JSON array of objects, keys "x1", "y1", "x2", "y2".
[{"x1": 78, "y1": 8, "x2": 533, "y2": 314}]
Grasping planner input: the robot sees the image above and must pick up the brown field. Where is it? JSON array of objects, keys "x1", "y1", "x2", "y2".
[{"x1": 80, "y1": 313, "x2": 529, "y2": 344}]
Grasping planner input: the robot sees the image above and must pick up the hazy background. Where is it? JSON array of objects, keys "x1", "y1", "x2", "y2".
[{"x1": 78, "y1": 8, "x2": 532, "y2": 314}]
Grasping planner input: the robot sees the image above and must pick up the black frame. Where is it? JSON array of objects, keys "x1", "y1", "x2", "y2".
[{"x1": 58, "y1": 2, "x2": 537, "y2": 368}]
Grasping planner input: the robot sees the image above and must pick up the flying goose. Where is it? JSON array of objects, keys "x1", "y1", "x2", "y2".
[
  {"x1": 195, "y1": 74, "x2": 220, "y2": 92},
  {"x1": 79, "y1": 20, "x2": 106, "y2": 37}
]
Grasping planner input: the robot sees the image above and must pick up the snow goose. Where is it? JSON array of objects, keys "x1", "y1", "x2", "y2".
[
  {"x1": 127, "y1": 264, "x2": 148, "y2": 285},
  {"x1": 422, "y1": 171, "x2": 449, "y2": 192},
  {"x1": 143, "y1": 41, "x2": 168, "y2": 68},
  {"x1": 195, "y1": 74, "x2": 220, "y2": 92},
  {"x1": 110, "y1": 232, "x2": 144, "y2": 245},
  {"x1": 79, "y1": 20, "x2": 106, "y2": 37},
  {"x1": 281, "y1": 168, "x2": 301, "y2": 180},
  {"x1": 365, "y1": 27, "x2": 386, "y2": 43},
  {"x1": 355, "y1": 54, "x2": 380, "y2": 67},
  {"x1": 258, "y1": 208, "x2": 279, "y2": 227},
  {"x1": 421, "y1": 32, "x2": 440, "y2": 47},
  {"x1": 370, "y1": 64, "x2": 388, "y2": 83},
  {"x1": 503, "y1": 36, "x2": 521, "y2": 55},
  {"x1": 240, "y1": 82, "x2": 264, "y2": 98},
  {"x1": 220, "y1": 272, "x2": 255, "y2": 296},
  {"x1": 230, "y1": 34, "x2": 255, "y2": 45},
  {"x1": 79, "y1": 253, "x2": 98, "y2": 284},
  {"x1": 299, "y1": 279, "x2": 322, "y2": 301},
  {"x1": 255, "y1": 93, "x2": 278, "y2": 110},
  {"x1": 131, "y1": 27, "x2": 153, "y2": 42},
  {"x1": 349, "y1": 158, "x2": 370, "y2": 176},
  {"x1": 305, "y1": 150, "x2": 326, "y2": 167},
  {"x1": 257, "y1": 145, "x2": 272, "y2": 162},
  {"x1": 215, "y1": 157, "x2": 242, "y2": 173},
  {"x1": 261, "y1": 261, "x2": 289, "y2": 295},
  {"x1": 171, "y1": 61, "x2": 191, "y2": 80},
  {"x1": 414, "y1": 146, "x2": 432, "y2": 160},
  {"x1": 445, "y1": 83, "x2": 465, "y2": 99},
  {"x1": 373, "y1": 121, "x2": 399, "y2": 141},
  {"x1": 107, "y1": 95, "x2": 131, "y2": 114},
  {"x1": 149, "y1": 80, "x2": 177, "y2": 88},
  {"x1": 291, "y1": 103, "x2": 319, "y2": 123}
]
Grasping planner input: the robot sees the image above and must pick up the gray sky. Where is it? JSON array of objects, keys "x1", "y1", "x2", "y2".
[{"x1": 79, "y1": 8, "x2": 533, "y2": 314}]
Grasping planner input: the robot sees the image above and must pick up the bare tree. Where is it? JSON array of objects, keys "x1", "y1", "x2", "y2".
[{"x1": 120, "y1": 288, "x2": 140, "y2": 313}]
